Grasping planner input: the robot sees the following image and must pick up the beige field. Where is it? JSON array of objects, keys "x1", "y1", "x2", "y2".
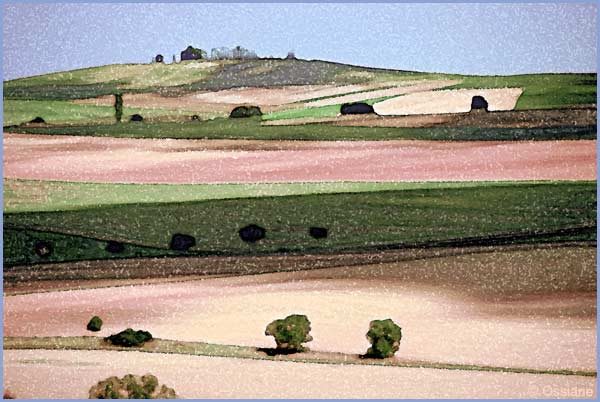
[
  {"x1": 191, "y1": 83, "x2": 388, "y2": 105},
  {"x1": 374, "y1": 88, "x2": 524, "y2": 115},
  {"x1": 4, "y1": 246, "x2": 596, "y2": 372},
  {"x1": 3, "y1": 349, "x2": 597, "y2": 399},
  {"x1": 304, "y1": 79, "x2": 460, "y2": 107},
  {"x1": 3, "y1": 134, "x2": 596, "y2": 183},
  {"x1": 72, "y1": 83, "x2": 392, "y2": 113}
]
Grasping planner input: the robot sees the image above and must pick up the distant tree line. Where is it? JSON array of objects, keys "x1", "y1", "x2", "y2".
[{"x1": 210, "y1": 45, "x2": 258, "y2": 60}]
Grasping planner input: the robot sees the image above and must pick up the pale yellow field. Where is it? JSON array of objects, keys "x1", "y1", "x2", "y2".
[{"x1": 373, "y1": 88, "x2": 524, "y2": 115}]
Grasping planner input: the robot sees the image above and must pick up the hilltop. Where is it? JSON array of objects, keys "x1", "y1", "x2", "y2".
[{"x1": 4, "y1": 58, "x2": 596, "y2": 107}]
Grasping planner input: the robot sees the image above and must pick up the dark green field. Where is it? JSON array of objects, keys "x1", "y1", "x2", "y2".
[
  {"x1": 4, "y1": 182, "x2": 596, "y2": 266},
  {"x1": 5, "y1": 118, "x2": 596, "y2": 141}
]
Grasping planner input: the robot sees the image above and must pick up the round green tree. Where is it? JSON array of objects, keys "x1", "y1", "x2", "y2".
[
  {"x1": 86, "y1": 316, "x2": 103, "y2": 332},
  {"x1": 265, "y1": 314, "x2": 313, "y2": 352},
  {"x1": 365, "y1": 318, "x2": 402, "y2": 358}
]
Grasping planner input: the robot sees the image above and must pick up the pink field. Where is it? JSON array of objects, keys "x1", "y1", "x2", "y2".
[
  {"x1": 3, "y1": 350, "x2": 596, "y2": 399},
  {"x1": 4, "y1": 246, "x2": 596, "y2": 371},
  {"x1": 3, "y1": 134, "x2": 596, "y2": 183}
]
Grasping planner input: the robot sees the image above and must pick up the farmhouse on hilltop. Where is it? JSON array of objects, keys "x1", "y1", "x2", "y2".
[{"x1": 181, "y1": 45, "x2": 206, "y2": 61}]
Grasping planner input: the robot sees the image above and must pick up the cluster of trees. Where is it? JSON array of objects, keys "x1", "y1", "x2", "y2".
[
  {"x1": 84, "y1": 314, "x2": 401, "y2": 399},
  {"x1": 210, "y1": 45, "x2": 258, "y2": 60},
  {"x1": 266, "y1": 314, "x2": 403, "y2": 359},
  {"x1": 88, "y1": 313, "x2": 402, "y2": 359},
  {"x1": 89, "y1": 374, "x2": 177, "y2": 399}
]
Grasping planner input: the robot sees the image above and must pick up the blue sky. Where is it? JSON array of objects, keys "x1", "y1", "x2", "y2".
[{"x1": 2, "y1": 2, "x2": 597, "y2": 80}]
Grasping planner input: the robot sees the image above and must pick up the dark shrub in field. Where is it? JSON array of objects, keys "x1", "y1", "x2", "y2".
[
  {"x1": 265, "y1": 314, "x2": 313, "y2": 352},
  {"x1": 340, "y1": 102, "x2": 374, "y2": 115},
  {"x1": 471, "y1": 95, "x2": 489, "y2": 111},
  {"x1": 34, "y1": 240, "x2": 53, "y2": 257},
  {"x1": 230, "y1": 105, "x2": 263, "y2": 118},
  {"x1": 309, "y1": 227, "x2": 328, "y2": 239},
  {"x1": 89, "y1": 373, "x2": 177, "y2": 399},
  {"x1": 130, "y1": 114, "x2": 144, "y2": 122},
  {"x1": 239, "y1": 224, "x2": 266, "y2": 243},
  {"x1": 169, "y1": 233, "x2": 196, "y2": 251},
  {"x1": 105, "y1": 240, "x2": 125, "y2": 253},
  {"x1": 365, "y1": 318, "x2": 402, "y2": 358},
  {"x1": 87, "y1": 316, "x2": 103, "y2": 332},
  {"x1": 191, "y1": 114, "x2": 200, "y2": 121},
  {"x1": 105, "y1": 328, "x2": 153, "y2": 347},
  {"x1": 29, "y1": 116, "x2": 46, "y2": 123}
]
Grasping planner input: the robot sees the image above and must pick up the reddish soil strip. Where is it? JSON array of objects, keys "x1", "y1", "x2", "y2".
[{"x1": 3, "y1": 134, "x2": 596, "y2": 183}]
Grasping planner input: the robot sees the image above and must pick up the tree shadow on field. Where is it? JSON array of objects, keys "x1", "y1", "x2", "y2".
[{"x1": 257, "y1": 347, "x2": 304, "y2": 356}]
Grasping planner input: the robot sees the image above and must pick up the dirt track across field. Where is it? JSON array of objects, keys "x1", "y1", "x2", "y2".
[{"x1": 3, "y1": 134, "x2": 596, "y2": 183}]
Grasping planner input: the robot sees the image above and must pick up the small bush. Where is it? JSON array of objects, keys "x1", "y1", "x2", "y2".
[
  {"x1": 309, "y1": 227, "x2": 328, "y2": 239},
  {"x1": 34, "y1": 240, "x2": 53, "y2": 257},
  {"x1": 265, "y1": 314, "x2": 313, "y2": 352},
  {"x1": 29, "y1": 116, "x2": 46, "y2": 123},
  {"x1": 365, "y1": 318, "x2": 402, "y2": 358},
  {"x1": 191, "y1": 114, "x2": 200, "y2": 121},
  {"x1": 471, "y1": 95, "x2": 489, "y2": 111},
  {"x1": 239, "y1": 224, "x2": 266, "y2": 243},
  {"x1": 105, "y1": 240, "x2": 125, "y2": 253},
  {"x1": 169, "y1": 233, "x2": 196, "y2": 251},
  {"x1": 230, "y1": 105, "x2": 262, "y2": 118},
  {"x1": 105, "y1": 328, "x2": 153, "y2": 347},
  {"x1": 340, "y1": 102, "x2": 374, "y2": 115},
  {"x1": 87, "y1": 316, "x2": 103, "y2": 332},
  {"x1": 89, "y1": 373, "x2": 177, "y2": 399},
  {"x1": 130, "y1": 114, "x2": 144, "y2": 122}
]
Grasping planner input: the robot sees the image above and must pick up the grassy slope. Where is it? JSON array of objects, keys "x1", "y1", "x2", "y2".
[
  {"x1": 4, "y1": 179, "x2": 510, "y2": 213},
  {"x1": 447, "y1": 73, "x2": 597, "y2": 110},
  {"x1": 3, "y1": 60, "x2": 229, "y2": 95},
  {"x1": 4, "y1": 336, "x2": 595, "y2": 377},
  {"x1": 2, "y1": 100, "x2": 202, "y2": 126},
  {"x1": 4, "y1": 182, "x2": 596, "y2": 265},
  {"x1": 5, "y1": 118, "x2": 595, "y2": 141},
  {"x1": 4, "y1": 59, "x2": 596, "y2": 109}
]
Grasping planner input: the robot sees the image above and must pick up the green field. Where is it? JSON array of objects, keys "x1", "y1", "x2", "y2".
[
  {"x1": 447, "y1": 73, "x2": 597, "y2": 110},
  {"x1": 4, "y1": 182, "x2": 596, "y2": 266},
  {"x1": 2, "y1": 100, "x2": 206, "y2": 126},
  {"x1": 5, "y1": 179, "x2": 513, "y2": 213},
  {"x1": 5, "y1": 118, "x2": 595, "y2": 141}
]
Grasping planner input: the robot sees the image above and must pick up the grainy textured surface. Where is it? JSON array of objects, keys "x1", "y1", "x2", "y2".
[
  {"x1": 3, "y1": 350, "x2": 597, "y2": 399},
  {"x1": 4, "y1": 246, "x2": 596, "y2": 371},
  {"x1": 3, "y1": 134, "x2": 596, "y2": 183}
]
